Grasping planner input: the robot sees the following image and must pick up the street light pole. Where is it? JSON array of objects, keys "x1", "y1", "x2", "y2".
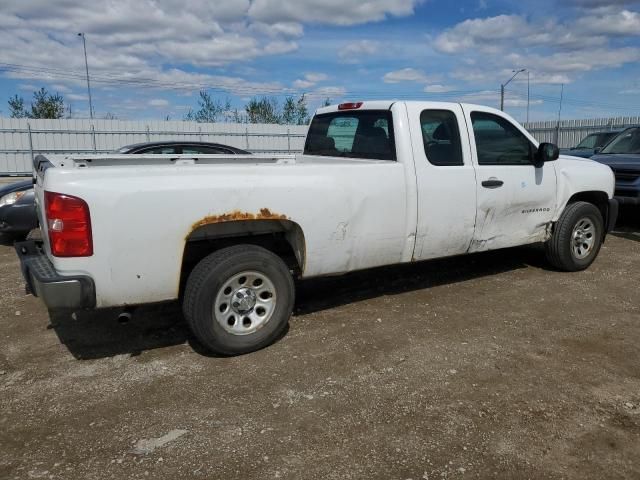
[
  {"x1": 500, "y1": 68, "x2": 526, "y2": 112},
  {"x1": 527, "y1": 70, "x2": 530, "y2": 124},
  {"x1": 78, "y1": 32, "x2": 94, "y2": 119}
]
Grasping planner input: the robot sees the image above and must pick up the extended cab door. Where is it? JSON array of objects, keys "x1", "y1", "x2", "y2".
[
  {"x1": 462, "y1": 105, "x2": 557, "y2": 251},
  {"x1": 406, "y1": 102, "x2": 477, "y2": 260}
]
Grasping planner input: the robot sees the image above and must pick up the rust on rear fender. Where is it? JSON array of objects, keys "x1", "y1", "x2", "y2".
[{"x1": 190, "y1": 209, "x2": 289, "y2": 232}]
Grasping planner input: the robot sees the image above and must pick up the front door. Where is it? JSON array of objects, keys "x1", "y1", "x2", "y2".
[{"x1": 463, "y1": 106, "x2": 557, "y2": 252}]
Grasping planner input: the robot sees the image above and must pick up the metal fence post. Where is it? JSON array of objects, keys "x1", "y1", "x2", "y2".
[
  {"x1": 245, "y1": 127, "x2": 250, "y2": 150},
  {"x1": 146, "y1": 125, "x2": 150, "y2": 142},
  {"x1": 287, "y1": 127, "x2": 291, "y2": 152},
  {"x1": 90, "y1": 124, "x2": 97, "y2": 152},
  {"x1": 199, "y1": 126, "x2": 203, "y2": 142},
  {"x1": 27, "y1": 122, "x2": 34, "y2": 162}
]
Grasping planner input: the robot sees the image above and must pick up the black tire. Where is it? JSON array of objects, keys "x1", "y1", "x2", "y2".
[
  {"x1": 183, "y1": 245, "x2": 294, "y2": 355},
  {"x1": 545, "y1": 201, "x2": 604, "y2": 272}
]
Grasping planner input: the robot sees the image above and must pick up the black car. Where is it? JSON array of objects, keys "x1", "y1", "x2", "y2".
[
  {"x1": 590, "y1": 126, "x2": 640, "y2": 206},
  {"x1": 0, "y1": 142, "x2": 250, "y2": 238},
  {"x1": 0, "y1": 179, "x2": 38, "y2": 236},
  {"x1": 117, "y1": 141, "x2": 249, "y2": 155},
  {"x1": 559, "y1": 130, "x2": 621, "y2": 159}
]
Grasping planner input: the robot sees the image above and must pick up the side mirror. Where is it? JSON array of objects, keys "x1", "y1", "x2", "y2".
[
  {"x1": 534, "y1": 142, "x2": 559, "y2": 167},
  {"x1": 594, "y1": 147, "x2": 602, "y2": 154}
]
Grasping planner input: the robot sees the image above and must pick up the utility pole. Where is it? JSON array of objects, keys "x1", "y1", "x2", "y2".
[
  {"x1": 526, "y1": 70, "x2": 530, "y2": 124},
  {"x1": 555, "y1": 83, "x2": 564, "y2": 144},
  {"x1": 78, "y1": 32, "x2": 94, "y2": 119},
  {"x1": 500, "y1": 68, "x2": 526, "y2": 111}
]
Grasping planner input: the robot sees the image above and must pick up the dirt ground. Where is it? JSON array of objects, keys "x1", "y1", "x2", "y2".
[{"x1": 1, "y1": 211, "x2": 639, "y2": 480}]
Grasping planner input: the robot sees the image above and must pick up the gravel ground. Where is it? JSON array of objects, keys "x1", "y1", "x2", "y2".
[{"x1": 0, "y1": 211, "x2": 639, "y2": 480}]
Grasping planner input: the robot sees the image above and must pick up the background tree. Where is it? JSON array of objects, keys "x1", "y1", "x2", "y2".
[
  {"x1": 7, "y1": 88, "x2": 65, "y2": 119},
  {"x1": 8, "y1": 95, "x2": 27, "y2": 118},
  {"x1": 323, "y1": 97, "x2": 332, "y2": 107},
  {"x1": 184, "y1": 91, "x2": 230, "y2": 123},
  {"x1": 30, "y1": 88, "x2": 65, "y2": 119},
  {"x1": 282, "y1": 97, "x2": 296, "y2": 125},
  {"x1": 245, "y1": 96, "x2": 281, "y2": 124},
  {"x1": 295, "y1": 94, "x2": 309, "y2": 125}
]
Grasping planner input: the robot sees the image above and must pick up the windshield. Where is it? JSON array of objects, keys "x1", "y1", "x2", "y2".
[
  {"x1": 601, "y1": 127, "x2": 640, "y2": 154},
  {"x1": 304, "y1": 110, "x2": 396, "y2": 160},
  {"x1": 575, "y1": 134, "x2": 597, "y2": 150}
]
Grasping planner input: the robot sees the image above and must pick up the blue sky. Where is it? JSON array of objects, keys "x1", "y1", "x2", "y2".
[{"x1": 1, "y1": 0, "x2": 639, "y2": 123}]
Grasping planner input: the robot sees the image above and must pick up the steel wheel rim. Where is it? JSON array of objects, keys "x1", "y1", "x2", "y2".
[
  {"x1": 214, "y1": 270, "x2": 277, "y2": 335},
  {"x1": 571, "y1": 217, "x2": 596, "y2": 260}
]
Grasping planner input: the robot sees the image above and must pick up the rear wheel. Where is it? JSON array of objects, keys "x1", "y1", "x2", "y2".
[
  {"x1": 183, "y1": 245, "x2": 294, "y2": 355},
  {"x1": 545, "y1": 201, "x2": 604, "y2": 271}
]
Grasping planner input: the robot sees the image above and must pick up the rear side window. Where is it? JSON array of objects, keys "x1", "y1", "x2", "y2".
[
  {"x1": 182, "y1": 146, "x2": 229, "y2": 154},
  {"x1": 140, "y1": 146, "x2": 178, "y2": 154},
  {"x1": 304, "y1": 110, "x2": 396, "y2": 160},
  {"x1": 420, "y1": 110, "x2": 463, "y2": 166}
]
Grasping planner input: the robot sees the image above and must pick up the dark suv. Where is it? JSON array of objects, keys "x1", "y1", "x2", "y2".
[
  {"x1": 591, "y1": 127, "x2": 640, "y2": 206},
  {"x1": 560, "y1": 131, "x2": 620, "y2": 159}
]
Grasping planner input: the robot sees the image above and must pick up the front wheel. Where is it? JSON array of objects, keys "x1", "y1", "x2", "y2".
[
  {"x1": 545, "y1": 201, "x2": 604, "y2": 272},
  {"x1": 183, "y1": 245, "x2": 295, "y2": 355}
]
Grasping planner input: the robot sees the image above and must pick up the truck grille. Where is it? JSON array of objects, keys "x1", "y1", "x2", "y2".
[{"x1": 612, "y1": 168, "x2": 640, "y2": 183}]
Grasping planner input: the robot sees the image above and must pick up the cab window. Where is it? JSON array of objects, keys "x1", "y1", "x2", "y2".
[
  {"x1": 471, "y1": 112, "x2": 534, "y2": 166},
  {"x1": 304, "y1": 110, "x2": 396, "y2": 161},
  {"x1": 420, "y1": 110, "x2": 463, "y2": 166}
]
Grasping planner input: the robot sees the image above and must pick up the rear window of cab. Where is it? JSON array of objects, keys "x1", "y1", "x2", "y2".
[{"x1": 304, "y1": 110, "x2": 396, "y2": 161}]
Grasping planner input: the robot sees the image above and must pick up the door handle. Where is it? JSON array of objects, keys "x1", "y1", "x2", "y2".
[{"x1": 481, "y1": 178, "x2": 504, "y2": 188}]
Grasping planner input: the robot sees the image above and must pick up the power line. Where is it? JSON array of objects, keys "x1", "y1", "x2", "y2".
[{"x1": 2, "y1": 61, "x2": 639, "y2": 112}]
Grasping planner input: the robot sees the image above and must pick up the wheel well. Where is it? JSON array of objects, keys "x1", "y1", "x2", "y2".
[
  {"x1": 566, "y1": 191, "x2": 609, "y2": 222},
  {"x1": 180, "y1": 220, "x2": 305, "y2": 296}
]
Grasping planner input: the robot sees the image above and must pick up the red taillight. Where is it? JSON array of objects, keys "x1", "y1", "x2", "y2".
[
  {"x1": 45, "y1": 191, "x2": 93, "y2": 257},
  {"x1": 338, "y1": 102, "x2": 363, "y2": 110}
]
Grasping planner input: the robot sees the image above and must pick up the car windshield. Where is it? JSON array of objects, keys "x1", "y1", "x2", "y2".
[
  {"x1": 575, "y1": 134, "x2": 597, "y2": 150},
  {"x1": 601, "y1": 128, "x2": 640, "y2": 154}
]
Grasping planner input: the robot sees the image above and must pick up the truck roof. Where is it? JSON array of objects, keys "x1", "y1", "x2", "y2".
[{"x1": 315, "y1": 100, "x2": 495, "y2": 115}]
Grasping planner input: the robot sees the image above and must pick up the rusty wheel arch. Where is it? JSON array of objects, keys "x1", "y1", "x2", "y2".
[{"x1": 180, "y1": 214, "x2": 306, "y2": 296}]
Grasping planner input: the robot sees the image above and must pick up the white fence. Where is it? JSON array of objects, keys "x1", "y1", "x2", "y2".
[
  {"x1": 523, "y1": 116, "x2": 640, "y2": 149},
  {"x1": 2, "y1": 115, "x2": 639, "y2": 175},
  {"x1": 0, "y1": 117, "x2": 307, "y2": 175}
]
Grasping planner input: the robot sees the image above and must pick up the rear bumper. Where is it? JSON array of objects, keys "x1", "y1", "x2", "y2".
[
  {"x1": 15, "y1": 240, "x2": 96, "y2": 310},
  {"x1": 607, "y1": 198, "x2": 619, "y2": 232}
]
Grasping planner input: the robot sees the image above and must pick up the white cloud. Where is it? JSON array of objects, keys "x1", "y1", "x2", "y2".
[
  {"x1": 383, "y1": 68, "x2": 435, "y2": 83},
  {"x1": 18, "y1": 84, "x2": 38, "y2": 91},
  {"x1": 338, "y1": 40, "x2": 380, "y2": 62},
  {"x1": 307, "y1": 86, "x2": 347, "y2": 100},
  {"x1": 248, "y1": 0, "x2": 421, "y2": 26},
  {"x1": 574, "y1": 9, "x2": 640, "y2": 36},
  {"x1": 293, "y1": 79, "x2": 315, "y2": 89},
  {"x1": 304, "y1": 73, "x2": 328, "y2": 83},
  {"x1": 149, "y1": 98, "x2": 170, "y2": 107},
  {"x1": 0, "y1": 0, "x2": 299, "y2": 75},
  {"x1": 250, "y1": 21, "x2": 304, "y2": 38},
  {"x1": 292, "y1": 73, "x2": 328, "y2": 90},
  {"x1": 434, "y1": 15, "x2": 529, "y2": 54},
  {"x1": 424, "y1": 84, "x2": 454, "y2": 93},
  {"x1": 434, "y1": 11, "x2": 640, "y2": 87},
  {"x1": 67, "y1": 93, "x2": 88, "y2": 101}
]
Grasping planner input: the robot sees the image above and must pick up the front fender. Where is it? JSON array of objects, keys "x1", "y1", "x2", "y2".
[{"x1": 552, "y1": 155, "x2": 615, "y2": 221}]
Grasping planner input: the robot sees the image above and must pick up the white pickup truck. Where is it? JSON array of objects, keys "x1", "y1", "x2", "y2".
[{"x1": 17, "y1": 101, "x2": 617, "y2": 355}]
